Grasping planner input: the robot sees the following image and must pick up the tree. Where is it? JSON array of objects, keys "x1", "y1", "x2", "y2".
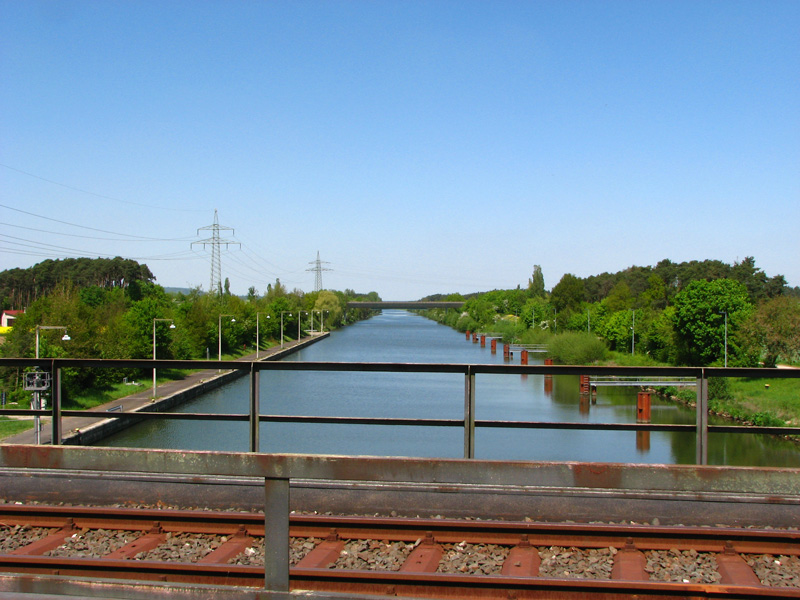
[
  {"x1": 603, "y1": 282, "x2": 633, "y2": 312},
  {"x1": 673, "y1": 279, "x2": 752, "y2": 366},
  {"x1": 550, "y1": 274, "x2": 585, "y2": 313},
  {"x1": 738, "y1": 296, "x2": 800, "y2": 367},
  {"x1": 638, "y1": 274, "x2": 668, "y2": 310},
  {"x1": 527, "y1": 265, "x2": 546, "y2": 298},
  {"x1": 314, "y1": 290, "x2": 343, "y2": 329}
]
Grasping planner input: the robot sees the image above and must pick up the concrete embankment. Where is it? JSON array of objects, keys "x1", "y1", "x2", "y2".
[{"x1": 4, "y1": 333, "x2": 329, "y2": 447}]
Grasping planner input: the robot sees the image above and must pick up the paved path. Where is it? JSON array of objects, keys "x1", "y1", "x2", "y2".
[{"x1": 2, "y1": 335, "x2": 326, "y2": 446}]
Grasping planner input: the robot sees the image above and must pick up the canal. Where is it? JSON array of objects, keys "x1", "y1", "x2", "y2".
[{"x1": 100, "y1": 310, "x2": 800, "y2": 466}]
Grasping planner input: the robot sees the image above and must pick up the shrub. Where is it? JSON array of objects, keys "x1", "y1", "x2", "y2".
[{"x1": 547, "y1": 332, "x2": 607, "y2": 365}]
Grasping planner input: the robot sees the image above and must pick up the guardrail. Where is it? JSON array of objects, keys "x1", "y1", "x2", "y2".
[{"x1": 1, "y1": 358, "x2": 799, "y2": 465}]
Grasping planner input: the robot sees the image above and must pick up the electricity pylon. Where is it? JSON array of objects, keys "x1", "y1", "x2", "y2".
[
  {"x1": 192, "y1": 209, "x2": 240, "y2": 295},
  {"x1": 306, "y1": 251, "x2": 331, "y2": 292}
]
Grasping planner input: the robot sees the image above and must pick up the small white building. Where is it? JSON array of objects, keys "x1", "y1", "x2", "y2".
[{"x1": 1, "y1": 310, "x2": 24, "y2": 328}]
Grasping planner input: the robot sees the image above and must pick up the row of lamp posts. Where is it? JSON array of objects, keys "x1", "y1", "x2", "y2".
[{"x1": 30, "y1": 309, "x2": 332, "y2": 432}]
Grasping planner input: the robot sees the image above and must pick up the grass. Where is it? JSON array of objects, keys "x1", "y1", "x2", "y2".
[
  {"x1": 724, "y1": 377, "x2": 800, "y2": 426},
  {"x1": 0, "y1": 415, "x2": 34, "y2": 438}
]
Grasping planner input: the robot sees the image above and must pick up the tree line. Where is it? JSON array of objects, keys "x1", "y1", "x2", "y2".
[
  {"x1": 0, "y1": 258, "x2": 379, "y2": 404},
  {"x1": 0, "y1": 257, "x2": 155, "y2": 310},
  {"x1": 423, "y1": 257, "x2": 800, "y2": 369}
]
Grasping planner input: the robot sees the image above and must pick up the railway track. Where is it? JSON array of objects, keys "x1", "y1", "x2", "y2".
[{"x1": 1, "y1": 503, "x2": 798, "y2": 598}]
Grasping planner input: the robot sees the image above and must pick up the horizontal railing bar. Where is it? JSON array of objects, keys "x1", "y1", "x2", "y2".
[
  {"x1": 258, "y1": 415, "x2": 460, "y2": 427},
  {"x1": 477, "y1": 421, "x2": 696, "y2": 432},
  {"x1": 709, "y1": 425, "x2": 800, "y2": 436},
  {"x1": 3, "y1": 357, "x2": 799, "y2": 379},
  {"x1": 17, "y1": 408, "x2": 786, "y2": 434},
  {"x1": 63, "y1": 411, "x2": 249, "y2": 422},
  {"x1": 591, "y1": 381, "x2": 697, "y2": 387}
]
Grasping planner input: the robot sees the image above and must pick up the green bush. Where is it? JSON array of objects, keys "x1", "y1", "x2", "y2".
[{"x1": 547, "y1": 332, "x2": 607, "y2": 365}]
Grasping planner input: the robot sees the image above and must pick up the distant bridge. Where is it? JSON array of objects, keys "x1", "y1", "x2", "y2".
[{"x1": 346, "y1": 301, "x2": 464, "y2": 310}]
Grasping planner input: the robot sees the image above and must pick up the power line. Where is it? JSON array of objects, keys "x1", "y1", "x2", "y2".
[
  {"x1": 1, "y1": 202, "x2": 188, "y2": 241},
  {"x1": 0, "y1": 163, "x2": 208, "y2": 213},
  {"x1": 3, "y1": 221, "x2": 194, "y2": 242}
]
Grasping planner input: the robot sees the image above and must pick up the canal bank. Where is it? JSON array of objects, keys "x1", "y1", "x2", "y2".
[{"x1": 2, "y1": 333, "x2": 329, "y2": 446}]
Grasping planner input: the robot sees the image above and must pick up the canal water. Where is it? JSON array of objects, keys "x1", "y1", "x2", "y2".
[{"x1": 100, "y1": 311, "x2": 800, "y2": 466}]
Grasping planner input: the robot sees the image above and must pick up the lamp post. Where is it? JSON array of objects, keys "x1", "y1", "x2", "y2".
[
  {"x1": 256, "y1": 313, "x2": 270, "y2": 359},
  {"x1": 630, "y1": 309, "x2": 636, "y2": 355},
  {"x1": 321, "y1": 309, "x2": 328, "y2": 332},
  {"x1": 721, "y1": 310, "x2": 728, "y2": 368},
  {"x1": 218, "y1": 314, "x2": 235, "y2": 362},
  {"x1": 298, "y1": 311, "x2": 307, "y2": 340},
  {"x1": 152, "y1": 319, "x2": 175, "y2": 399},
  {"x1": 34, "y1": 325, "x2": 70, "y2": 444},
  {"x1": 280, "y1": 311, "x2": 292, "y2": 349}
]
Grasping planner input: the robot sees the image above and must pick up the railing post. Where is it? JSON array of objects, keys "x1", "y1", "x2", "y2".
[
  {"x1": 51, "y1": 361, "x2": 62, "y2": 445},
  {"x1": 249, "y1": 363, "x2": 260, "y2": 453},
  {"x1": 696, "y1": 371, "x2": 708, "y2": 465},
  {"x1": 264, "y1": 476, "x2": 290, "y2": 591},
  {"x1": 464, "y1": 366, "x2": 475, "y2": 459}
]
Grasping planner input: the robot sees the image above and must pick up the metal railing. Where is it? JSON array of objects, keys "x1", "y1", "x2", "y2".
[
  {"x1": 1, "y1": 358, "x2": 799, "y2": 465},
  {"x1": 589, "y1": 376, "x2": 697, "y2": 387}
]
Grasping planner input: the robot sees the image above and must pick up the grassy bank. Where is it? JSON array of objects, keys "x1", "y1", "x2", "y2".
[{"x1": 724, "y1": 377, "x2": 799, "y2": 427}]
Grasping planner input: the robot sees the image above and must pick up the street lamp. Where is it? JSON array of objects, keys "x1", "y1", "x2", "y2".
[
  {"x1": 35, "y1": 325, "x2": 70, "y2": 359},
  {"x1": 256, "y1": 312, "x2": 270, "y2": 359},
  {"x1": 721, "y1": 310, "x2": 728, "y2": 368},
  {"x1": 298, "y1": 311, "x2": 307, "y2": 340},
  {"x1": 630, "y1": 309, "x2": 636, "y2": 355},
  {"x1": 280, "y1": 311, "x2": 292, "y2": 349},
  {"x1": 218, "y1": 314, "x2": 235, "y2": 362},
  {"x1": 34, "y1": 325, "x2": 69, "y2": 444},
  {"x1": 152, "y1": 318, "x2": 175, "y2": 399}
]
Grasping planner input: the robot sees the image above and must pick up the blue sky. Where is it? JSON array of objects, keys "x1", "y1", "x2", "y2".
[{"x1": 2, "y1": 1, "x2": 798, "y2": 299}]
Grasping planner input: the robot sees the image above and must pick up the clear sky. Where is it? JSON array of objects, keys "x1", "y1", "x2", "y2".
[{"x1": 2, "y1": 1, "x2": 798, "y2": 299}]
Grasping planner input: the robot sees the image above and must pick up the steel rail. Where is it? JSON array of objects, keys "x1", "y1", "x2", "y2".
[
  {"x1": 3, "y1": 504, "x2": 798, "y2": 553},
  {"x1": 1, "y1": 504, "x2": 799, "y2": 598}
]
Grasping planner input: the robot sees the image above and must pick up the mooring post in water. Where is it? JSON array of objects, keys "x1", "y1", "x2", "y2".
[
  {"x1": 580, "y1": 375, "x2": 590, "y2": 396},
  {"x1": 480, "y1": 335, "x2": 486, "y2": 348},
  {"x1": 637, "y1": 392, "x2": 651, "y2": 423},
  {"x1": 521, "y1": 350, "x2": 528, "y2": 365},
  {"x1": 544, "y1": 358, "x2": 554, "y2": 395},
  {"x1": 491, "y1": 338, "x2": 497, "y2": 353},
  {"x1": 503, "y1": 343, "x2": 510, "y2": 360},
  {"x1": 465, "y1": 330, "x2": 470, "y2": 340}
]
